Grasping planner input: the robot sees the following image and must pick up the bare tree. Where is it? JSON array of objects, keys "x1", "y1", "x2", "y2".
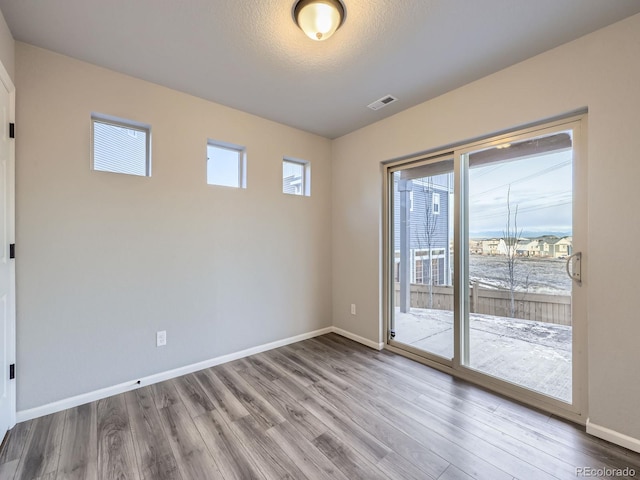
[
  {"x1": 502, "y1": 185, "x2": 530, "y2": 317},
  {"x1": 416, "y1": 179, "x2": 439, "y2": 308}
]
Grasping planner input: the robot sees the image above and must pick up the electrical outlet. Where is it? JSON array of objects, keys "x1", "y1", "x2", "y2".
[
  {"x1": 157, "y1": 330, "x2": 167, "y2": 347},
  {"x1": 350, "y1": 304, "x2": 356, "y2": 315}
]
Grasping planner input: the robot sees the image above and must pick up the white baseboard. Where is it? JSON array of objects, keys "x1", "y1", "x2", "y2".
[
  {"x1": 16, "y1": 326, "x2": 333, "y2": 423},
  {"x1": 331, "y1": 327, "x2": 384, "y2": 351},
  {"x1": 586, "y1": 418, "x2": 640, "y2": 453}
]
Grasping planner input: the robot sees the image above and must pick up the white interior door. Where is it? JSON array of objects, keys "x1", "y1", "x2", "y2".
[{"x1": 0, "y1": 69, "x2": 15, "y2": 440}]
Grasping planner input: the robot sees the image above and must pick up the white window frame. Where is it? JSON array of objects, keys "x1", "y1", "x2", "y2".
[
  {"x1": 91, "y1": 113, "x2": 151, "y2": 176},
  {"x1": 432, "y1": 192, "x2": 440, "y2": 215},
  {"x1": 207, "y1": 139, "x2": 247, "y2": 189},
  {"x1": 282, "y1": 157, "x2": 311, "y2": 196}
]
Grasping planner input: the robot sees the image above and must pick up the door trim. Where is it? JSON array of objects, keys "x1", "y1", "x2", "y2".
[{"x1": 0, "y1": 58, "x2": 16, "y2": 432}]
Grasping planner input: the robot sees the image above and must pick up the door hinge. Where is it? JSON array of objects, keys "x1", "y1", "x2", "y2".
[
  {"x1": 9, "y1": 123, "x2": 14, "y2": 139},
  {"x1": 9, "y1": 244, "x2": 14, "y2": 259},
  {"x1": 9, "y1": 364, "x2": 14, "y2": 380}
]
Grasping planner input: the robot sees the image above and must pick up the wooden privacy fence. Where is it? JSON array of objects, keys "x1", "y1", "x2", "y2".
[{"x1": 394, "y1": 282, "x2": 571, "y2": 326}]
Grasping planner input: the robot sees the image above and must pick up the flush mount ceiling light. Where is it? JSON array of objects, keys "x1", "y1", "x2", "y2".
[{"x1": 293, "y1": 0, "x2": 346, "y2": 41}]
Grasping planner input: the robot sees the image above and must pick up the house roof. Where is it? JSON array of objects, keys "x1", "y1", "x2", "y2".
[{"x1": 1, "y1": 1, "x2": 639, "y2": 138}]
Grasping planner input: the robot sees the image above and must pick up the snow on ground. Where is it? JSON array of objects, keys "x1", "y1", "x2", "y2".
[
  {"x1": 394, "y1": 307, "x2": 572, "y2": 402},
  {"x1": 469, "y1": 254, "x2": 571, "y2": 295}
]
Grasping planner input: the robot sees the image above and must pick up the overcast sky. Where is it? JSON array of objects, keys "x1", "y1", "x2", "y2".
[{"x1": 468, "y1": 149, "x2": 573, "y2": 237}]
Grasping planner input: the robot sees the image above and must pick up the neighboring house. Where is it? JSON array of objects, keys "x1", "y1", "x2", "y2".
[
  {"x1": 481, "y1": 238, "x2": 501, "y2": 255},
  {"x1": 519, "y1": 239, "x2": 542, "y2": 256},
  {"x1": 553, "y1": 236, "x2": 573, "y2": 258},
  {"x1": 486, "y1": 235, "x2": 573, "y2": 258},
  {"x1": 515, "y1": 239, "x2": 534, "y2": 256},
  {"x1": 469, "y1": 239, "x2": 483, "y2": 255},
  {"x1": 497, "y1": 237, "x2": 528, "y2": 256},
  {"x1": 528, "y1": 235, "x2": 573, "y2": 258},
  {"x1": 93, "y1": 121, "x2": 148, "y2": 176},
  {"x1": 283, "y1": 173, "x2": 303, "y2": 195},
  {"x1": 393, "y1": 173, "x2": 453, "y2": 286},
  {"x1": 282, "y1": 160, "x2": 305, "y2": 195}
]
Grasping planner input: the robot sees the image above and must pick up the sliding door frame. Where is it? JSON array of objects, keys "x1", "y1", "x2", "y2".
[
  {"x1": 382, "y1": 114, "x2": 587, "y2": 424},
  {"x1": 385, "y1": 152, "x2": 456, "y2": 368}
]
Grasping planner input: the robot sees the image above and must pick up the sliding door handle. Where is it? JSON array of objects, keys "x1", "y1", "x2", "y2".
[{"x1": 566, "y1": 252, "x2": 582, "y2": 285}]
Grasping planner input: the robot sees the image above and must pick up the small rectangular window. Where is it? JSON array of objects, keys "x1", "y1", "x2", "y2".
[
  {"x1": 92, "y1": 114, "x2": 151, "y2": 176},
  {"x1": 207, "y1": 140, "x2": 246, "y2": 188},
  {"x1": 283, "y1": 158, "x2": 310, "y2": 196},
  {"x1": 432, "y1": 192, "x2": 440, "y2": 215}
]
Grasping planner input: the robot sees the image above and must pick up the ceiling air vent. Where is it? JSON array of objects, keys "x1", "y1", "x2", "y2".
[{"x1": 367, "y1": 94, "x2": 398, "y2": 111}]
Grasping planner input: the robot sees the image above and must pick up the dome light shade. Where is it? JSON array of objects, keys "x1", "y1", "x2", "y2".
[{"x1": 294, "y1": 0, "x2": 345, "y2": 41}]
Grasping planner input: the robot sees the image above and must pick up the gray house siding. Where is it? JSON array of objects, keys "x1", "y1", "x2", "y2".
[{"x1": 392, "y1": 173, "x2": 452, "y2": 285}]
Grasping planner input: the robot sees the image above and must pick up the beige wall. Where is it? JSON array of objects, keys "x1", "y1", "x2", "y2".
[
  {"x1": 15, "y1": 43, "x2": 332, "y2": 410},
  {"x1": 332, "y1": 14, "x2": 640, "y2": 441},
  {"x1": 0, "y1": 8, "x2": 13, "y2": 82}
]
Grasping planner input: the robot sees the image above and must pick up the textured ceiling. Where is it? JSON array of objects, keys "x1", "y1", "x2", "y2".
[{"x1": 2, "y1": 0, "x2": 640, "y2": 138}]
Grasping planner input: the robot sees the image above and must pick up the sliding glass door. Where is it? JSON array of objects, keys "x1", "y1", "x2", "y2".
[
  {"x1": 388, "y1": 156, "x2": 454, "y2": 362},
  {"x1": 462, "y1": 127, "x2": 575, "y2": 403},
  {"x1": 385, "y1": 117, "x2": 585, "y2": 415}
]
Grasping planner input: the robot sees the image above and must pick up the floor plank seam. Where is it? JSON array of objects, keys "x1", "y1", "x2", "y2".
[{"x1": 3, "y1": 334, "x2": 640, "y2": 480}]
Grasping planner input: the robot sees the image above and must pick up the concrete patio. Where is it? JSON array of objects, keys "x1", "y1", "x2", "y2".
[{"x1": 394, "y1": 308, "x2": 572, "y2": 403}]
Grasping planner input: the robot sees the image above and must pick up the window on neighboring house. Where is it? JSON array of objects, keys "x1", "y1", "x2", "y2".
[
  {"x1": 92, "y1": 114, "x2": 151, "y2": 176},
  {"x1": 416, "y1": 256, "x2": 441, "y2": 285},
  {"x1": 432, "y1": 192, "x2": 440, "y2": 214},
  {"x1": 415, "y1": 259, "x2": 424, "y2": 284},
  {"x1": 283, "y1": 158, "x2": 310, "y2": 196},
  {"x1": 431, "y1": 258, "x2": 440, "y2": 285},
  {"x1": 409, "y1": 190, "x2": 414, "y2": 212},
  {"x1": 207, "y1": 140, "x2": 246, "y2": 188}
]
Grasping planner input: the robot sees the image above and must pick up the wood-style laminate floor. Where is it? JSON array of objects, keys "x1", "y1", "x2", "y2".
[{"x1": 1, "y1": 333, "x2": 639, "y2": 480}]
